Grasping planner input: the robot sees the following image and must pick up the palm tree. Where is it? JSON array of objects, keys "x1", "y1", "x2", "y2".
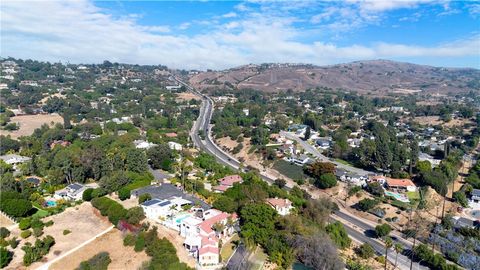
[
  {"x1": 384, "y1": 236, "x2": 393, "y2": 270},
  {"x1": 394, "y1": 243, "x2": 403, "y2": 269}
]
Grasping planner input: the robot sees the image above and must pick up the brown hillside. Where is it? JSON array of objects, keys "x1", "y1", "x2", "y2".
[{"x1": 189, "y1": 60, "x2": 480, "y2": 95}]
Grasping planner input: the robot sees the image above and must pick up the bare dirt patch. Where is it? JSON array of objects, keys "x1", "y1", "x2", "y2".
[
  {"x1": 175, "y1": 92, "x2": 201, "y2": 102},
  {"x1": 413, "y1": 116, "x2": 472, "y2": 127},
  {"x1": 49, "y1": 229, "x2": 149, "y2": 270},
  {"x1": 0, "y1": 215, "x2": 15, "y2": 228},
  {"x1": 5, "y1": 203, "x2": 112, "y2": 270},
  {"x1": 0, "y1": 114, "x2": 63, "y2": 139}
]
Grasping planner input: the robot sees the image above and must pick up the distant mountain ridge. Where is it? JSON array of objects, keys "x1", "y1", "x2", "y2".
[{"x1": 189, "y1": 60, "x2": 480, "y2": 94}]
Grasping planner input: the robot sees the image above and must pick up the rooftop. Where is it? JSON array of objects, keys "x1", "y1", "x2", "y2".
[{"x1": 133, "y1": 183, "x2": 210, "y2": 210}]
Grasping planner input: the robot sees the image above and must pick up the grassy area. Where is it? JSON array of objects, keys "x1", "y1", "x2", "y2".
[
  {"x1": 220, "y1": 234, "x2": 240, "y2": 262},
  {"x1": 124, "y1": 179, "x2": 151, "y2": 191},
  {"x1": 273, "y1": 160, "x2": 305, "y2": 180},
  {"x1": 32, "y1": 207, "x2": 49, "y2": 218},
  {"x1": 406, "y1": 191, "x2": 420, "y2": 200},
  {"x1": 335, "y1": 158, "x2": 354, "y2": 166}
]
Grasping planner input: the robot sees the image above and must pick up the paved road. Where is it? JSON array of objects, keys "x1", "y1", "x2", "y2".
[
  {"x1": 226, "y1": 244, "x2": 249, "y2": 270},
  {"x1": 175, "y1": 77, "x2": 425, "y2": 269}
]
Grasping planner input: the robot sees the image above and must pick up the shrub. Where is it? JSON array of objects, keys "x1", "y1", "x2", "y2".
[
  {"x1": 326, "y1": 221, "x2": 351, "y2": 249},
  {"x1": 82, "y1": 188, "x2": 94, "y2": 201},
  {"x1": 0, "y1": 238, "x2": 8, "y2": 247},
  {"x1": 22, "y1": 235, "x2": 55, "y2": 266},
  {"x1": 63, "y1": 230, "x2": 71, "y2": 235},
  {"x1": 9, "y1": 237, "x2": 18, "y2": 249},
  {"x1": 375, "y1": 256, "x2": 385, "y2": 264},
  {"x1": 374, "y1": 224, "x2": 392, "y2": 238},
  {"x1": 0, "y1": 227, "x2": 10, "y2": 238},
  {"x1": 356, "y1": 243, "x2": 375, "y2": 259},
  {"x1": 118, "y1": 187, "x2": 131, "y2": 201},
  {"x1": 126, "y1": 207, "x2": 145, "y2": 225},
  {"x1": 123, "y1": 234, "x2": 136, "y2": 246},
  {"x1": 77, "y1": 252, "x2": 111, "y2": 270},
  {"x1": 33, "y1": 227, "x2": 44, "y2": 237},
  {"x1": 138, "y1": 193, "x2": 152, "y2": 204},
  {"x1": 314, "y1": 173, "x2": 337, "y2": 189},
  {"x1": 0, "y1": 246, "x2": 12, "y2": 268},
  {"x1": 357, "y1": 198, "x2": 378, "y2": 212},
  {"x1": 45, "y1": 220, "x2": 54, "y2": 227},
  {"x1": 21, "y1": 230, "x2": 32, "y2": 239},
  {"x1": 91, "y1": 188, "x2": 108, "y2": 199},
  {"x1": 91, "y1": 197, "x2": 127, "y2": 226},
  {"x1": 30, "y1": 218, "x2": 45, "y2": 229},
  {"x1": 134, "y1": 233, "x2": 145, "y2": 252}
]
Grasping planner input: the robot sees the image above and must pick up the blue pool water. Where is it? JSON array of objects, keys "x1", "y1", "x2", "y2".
[
  {"x1": 46, "y1": 200, "x2": 57, "y2": 207},
  {"x1": 384, "y1": 191, "x2": 409, "y2": 202},
  {"x1": 175, "y1": 214, "x2": 190, "y2": 224}
]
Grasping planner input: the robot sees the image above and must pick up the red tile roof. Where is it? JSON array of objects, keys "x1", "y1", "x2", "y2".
[
  {"x1": 219, "y1": 175, "x2": 242, "y2": 186},
  {"x1": 386, "y1": 178, "x2": 415, "y2": 187},
  {"x1": 199, "y1": 246, "x2": 219, "y2": 255},
  {"x1": 165, "y1": 132, "x2": 177, "y2": 138},
  {"x1": 266, "y1": 198, "x2": 292, "y2": 208}
]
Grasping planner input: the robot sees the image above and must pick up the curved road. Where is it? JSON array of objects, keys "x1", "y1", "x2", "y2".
[{"x1": 175, "y1": 77, "x2": 427, "y2": 270}]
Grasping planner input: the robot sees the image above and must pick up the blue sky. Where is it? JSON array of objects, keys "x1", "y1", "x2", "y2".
[{"x1": 1, "y1": 0, "x2": 479, "y2": 69}]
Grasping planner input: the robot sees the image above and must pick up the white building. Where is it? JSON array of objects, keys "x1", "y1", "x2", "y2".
[
  {"x1": 266, "y1": 198, "x2": 294, "y2": 216},
  {"x1": 0, "y1": 154, "x2": 31, "y2": 165},
  {"x1": 168, "y1": 141, "x2": 183, "y2": 151},
  {"x1": 54, "y1": 183, "x2": 87, "y2": 201},
  {"x1": 141, "y1": 196, "x2": 192, "y2": 220},
  {"x1": 134, "y1": 140, "x2": 157, "y2": 149}
]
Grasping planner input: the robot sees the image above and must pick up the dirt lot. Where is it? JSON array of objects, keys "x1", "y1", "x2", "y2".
[
  {"x1": 413, "y1": 116, "x2": 472, "y2": 127},
  {"x1": 5, "y1": 203, "x2": 112, "y2": 270},
  {"x1": 50, "y1": 229, "x2": 149, "y2": 270},
  {"x1": 175, "y1": 92, "x2": 201, "y2": 102},
  {"x1": 0, "y1": 114, "x2": 63, "y2": 139},
  {"x1": 0, "y1": 215, "x2": 15, "y2": 228}
]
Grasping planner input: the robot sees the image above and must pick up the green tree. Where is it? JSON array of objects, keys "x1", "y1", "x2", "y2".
[
  {"x1": 138, "y1": 193, "x2": 152, "y2": 204},
  {"x1": 357, "y1": 243, "x2": 375, "y2": 259},
  {"x1": 118, "y1": 187, "x2": 131, "y2": 201},
  {"x1": 384, "y1": 237, "x2": 393, "y2": 270},
  {"x1": 212, "y1": 196, "x2": 237, "y2": 213},
  {"x1": 126, "y1": 206, "x2": 145, "y2": 225},
  {"x1": 357, "y1": 198, "x2": 378, "y2": 212},
  {"x1": 147, "y1": 144, "x2": 174, "y2": 171},
  {"x1": 326, "y1": 221, "x2": 351, "y2": 249},
  {"x1": 314, "y1": 173, "x2": 337, "y2": 189},
  {"x1": 82, "y1": 188, "x2": 94, "y2": 201},
  {"x1": 394, "y1": 243, "x2": 403, "y2": 269},
  {"x1": 240, "y1": 203, "x2": 278, "y2": 246},
  {"x1": 375, "y1": 224, "x2": 392, "y2": 238},
  {"x1": 125, "y1": 148, "x2": 148, "y2": 173},
  {"x1": 0, "y1": 246, "x2": 12, "y2": 268}
]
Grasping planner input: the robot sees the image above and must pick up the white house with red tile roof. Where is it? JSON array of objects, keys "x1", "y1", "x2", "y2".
[
  {"x1": 213, "y1": 175, "x2": 242, "y2": 193},
  {"x1": 386, "y1": 178, "x2": 417, "y2": 192},
  {"x1": 180, "y1": 209, "x2": 237, "y2": 268},
  {"x1": 266, "y1": 198, "x2": 294, "y2": 216},
  {"x1": 198, "y1": 246, "x2": 220, "y2": 267}
]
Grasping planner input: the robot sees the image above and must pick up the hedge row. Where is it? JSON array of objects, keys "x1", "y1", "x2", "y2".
[{"x1": 91, "y1": 197, "x2": 127, "y2": 226}]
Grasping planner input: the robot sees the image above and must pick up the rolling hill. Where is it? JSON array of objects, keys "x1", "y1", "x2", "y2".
[{"x1": 189, "y1": 60, "x2": 480, "y2": 95}]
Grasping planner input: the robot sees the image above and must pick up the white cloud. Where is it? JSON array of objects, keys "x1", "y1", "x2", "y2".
[
  {"x1": 1, "y1": 0, "x2": 477, "y2": 70},
  {"x1": 222, "y1": 12, "x2": 237, "y2": 18},
  {"x1": 178, "y1": 22, "x2": 191, "y2": 30}
]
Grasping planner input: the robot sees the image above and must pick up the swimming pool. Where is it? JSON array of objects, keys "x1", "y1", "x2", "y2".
[
  {"x1": 45, "y1": 200, "x2": 57, "y2": 207},
  {"x1": 175, "y1": 214, "x2": 191, "y2": 224},
  {"x1": 385, "y1": 191, "x2": 410, "y2": 203}
]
